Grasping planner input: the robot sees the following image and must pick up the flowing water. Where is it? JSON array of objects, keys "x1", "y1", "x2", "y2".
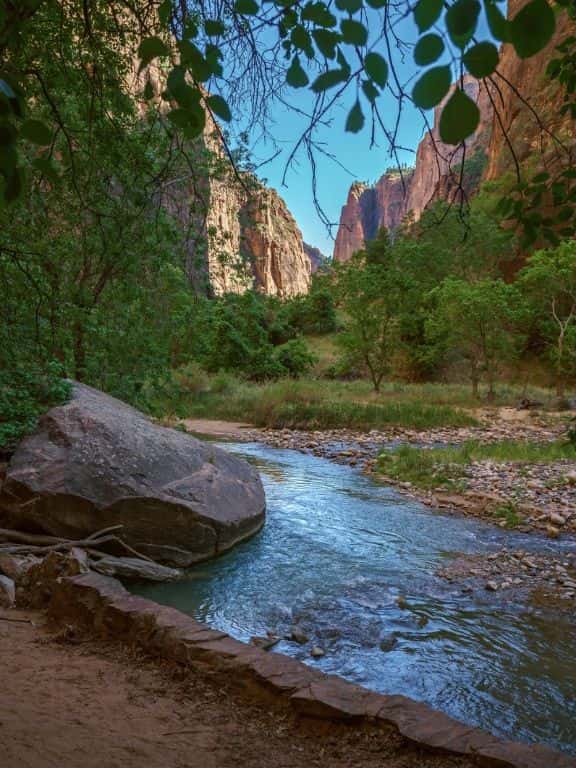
[{"x1": 135, "y1": 441, "x2": 576, "y2": 754}]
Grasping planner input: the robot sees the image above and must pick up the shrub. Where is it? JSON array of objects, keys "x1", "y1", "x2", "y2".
[{"x1": 273, "y1": 338, "x2": 316, "y2": 378}]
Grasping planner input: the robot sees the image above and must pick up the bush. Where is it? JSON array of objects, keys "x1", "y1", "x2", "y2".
[
  {"x1": 273, "y1": 338, "x2": 316, "y2": 378},
  {"x1": 0, "y1": 364, "x2": 71, "y2": 452}
]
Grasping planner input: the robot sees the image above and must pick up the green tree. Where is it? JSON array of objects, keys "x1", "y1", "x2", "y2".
[
  {"x1": 428, "y1": 279, "x2": 524, "y2": 400},
  {"x1": 519, "y1": 241, "x2": 576, "y2": 397}
]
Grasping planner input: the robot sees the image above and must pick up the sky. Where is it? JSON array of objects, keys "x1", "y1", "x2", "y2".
[
  {"x1": 237, "y1": 9, "x2": 497, "y2": 258},
  {"x1": 242, "y1": 13, "x2": 428, "y2": 258}
]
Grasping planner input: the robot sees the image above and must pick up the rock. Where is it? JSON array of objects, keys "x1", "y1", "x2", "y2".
[
  {"x1": 92, "y1": 556, "x2": 181, "y2": 582},
  {"x1": 379, "y1": 636, "x2": 398, "y2": 652},
  {"x1": 0, "y1": 553, "x2": 40, "y2": 582},
  {"x1": 0, "y1": 574, "x2": 15, "y2": 608},
  {"x1": 0, "y1": 383, "x2": 265, "y2": 566},
  {"x1": 485, "y1": 581, "x2": 499, "y2": 591},
  {"x1": 546, "y1": 525, "x2": 560, "y2": 538},
  {"x1": 289, "y1": 628, "x2": 309, "y2": 645},
  {"x1": 565, "y1": 472, "x2": 576, "y2": 487},
  {"x1": 310, "y1": 646, "x2": 325, "y2": 659},
  {"x1": 250, "y1": 635, "x2": 281, "y2": 651},
  {"x1": 18, "y1": 551, "x2": 90, "y2": 608},
  {"x1": 549, "y1": 512, "x2": 566, "y2": 526}
]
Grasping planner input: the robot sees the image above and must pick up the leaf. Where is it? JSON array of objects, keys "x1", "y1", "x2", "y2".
[
  {"x1": 484, "y1": 2, "x2": 511, "y2": 42},
  {"x1": 462, "y1": 41, "x2": 499, "y2": 77},
  {"x1": 413, "y1": 0, "x2": 444, "y2": 33},
  {"x1": 345, "y1": 99, "x2": 365, "y2": 132},
  {"x1": 511, "y1": 0, "x2": 555, "y2": 59},
  {"x1": 445, "y1": 0, "x2": 480, "y2": 49},
  {"x1": 439, "y1": 88, "x2": 480, "y2": 144},
  {"x1": 144, "y1": 80, "x2": 154, "y2": 100},
  {"x1": 532, "y1": 171, "x2": 550, "y2": 184},
  {"x1": 291, "y1": 25, "x2": 314, "y2": 57},
  {"x1": 362, "y1": 79, "x2": 379, "y2": 102},
  {"x1": 208, "y1": 94, "x2": 232, "y2": 121},
  {"x1": 412, "y1": 66, "x2": 452, "y2": 109},
  {"x1": 340, "y1": 19, "x2": 368, "y2": 46},
  {"x1": 20, "y1": 119, "x2": 52, "y2": 145},
  {"x1": 138, "y1": 36, "x2": 169, "y2": 72},
  {"x1": 234, "y1": 0, "x2": 259, "y2": 13},
  {"x1": 167, "y1": 105, "x2": 206, "y2": 138},
  {"x1": 313, "y1": 29, "x2": 340, "y2": 59},
  {"x1": 336, "y1": 0, "x2": 362, "y2": 11},
  {"x1": 32, "y1": 155, "x2": 59, "y2": 183},
  {"x1": 205, "y1": 19, "x2": 226, "y2": 35},
  {"x1": 302, "y1": 2, "x2": 337, "y2": 27},
  {"x1": 286, "y1": 55, "x2": 310, "y2": 87},
  {"x1": 158, "y1": 0, "x2": 172, "y2": 26},
  {"x1": 311, "y1": 68, "x2": 349, "y2": 92},
  {"x1": 413, "y1": 34, "x2": 445, "y2": 65},
  {"x1": 365, "y1": 0, "x2": 387, "y2": 7},
  {"x1": 363, "y1": 52, "x2": 388, "y2": 88},
  {"x1": 4, "y1": 168, "x2": 23, "y2": 203}
]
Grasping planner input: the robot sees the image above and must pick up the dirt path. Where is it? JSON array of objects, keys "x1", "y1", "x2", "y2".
[{"x1": 0, "y1": 610, "x2": 476, "y2": 768}]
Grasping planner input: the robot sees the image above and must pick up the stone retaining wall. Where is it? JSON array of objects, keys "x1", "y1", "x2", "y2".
[{"x1": 48, "y1": 572, "x2": 574, "y2": 768}]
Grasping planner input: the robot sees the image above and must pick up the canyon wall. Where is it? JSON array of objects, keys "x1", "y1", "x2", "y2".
[
  {"x1": 333, "y1": 77, "x2": 494, "y2": 262},
  {"x1": 304, "y1": 243, "x2": 326, "y2": 273}
]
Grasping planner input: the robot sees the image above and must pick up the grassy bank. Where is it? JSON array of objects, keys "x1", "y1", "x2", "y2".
[
  {"x1": 144, "y1": 373, "x2": 482, "y2": 431},
  {"x1": 378, "y1": 440, "x2": 575, "y2": 490}
]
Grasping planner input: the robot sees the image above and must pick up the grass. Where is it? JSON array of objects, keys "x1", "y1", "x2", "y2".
[
  {"x1": 378, "y1": 440, "x2": 576, "y2": 490},
  {"x1": 144, "y1": 374, "x2": 479, "y2": 431}
]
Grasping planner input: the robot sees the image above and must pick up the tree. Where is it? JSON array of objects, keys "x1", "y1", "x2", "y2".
[
  {"x1": 334, "y1": 236, "x2": 405, "y2": 392},
  {"x1": 519, "y1": 241, "x2": 576, "y2": 397},
  {"x1": 428, "y1": 279, "x2": 524, "y2": 400},
  {"x1": 0, "y1": 0, "x2": 573, "y2": 220}
]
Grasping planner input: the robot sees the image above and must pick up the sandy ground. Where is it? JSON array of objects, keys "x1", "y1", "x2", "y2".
[
  {"x1": 183, "y1": 419, "x2": 254, "y2": 439},
  {"x1": 0, "y1": 609, "x2": 477, "y2": 768}
]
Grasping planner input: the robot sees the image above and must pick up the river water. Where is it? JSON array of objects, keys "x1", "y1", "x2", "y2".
[{"x1": 135, "y1": 441, "x2": 576, "y2": 755}]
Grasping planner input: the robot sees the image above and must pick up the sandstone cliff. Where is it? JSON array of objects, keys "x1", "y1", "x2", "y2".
[
  {"x1": 333, "y1": 76, "x2": 493, "y2": 262},
  {"x1": 304, "y1": 243, "x2": 327, "y2": 272},
  {"x1": 485, "y1": 0, "x2": 574, "y2": 182}
]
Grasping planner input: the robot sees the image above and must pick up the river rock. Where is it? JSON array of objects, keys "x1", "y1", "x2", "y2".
[
  {"x1": 0, "y1": 574, "x2": 15, "y2": 608},
  {"x1": 0, "y1": 383, "x2": 265, "y2": 567}
]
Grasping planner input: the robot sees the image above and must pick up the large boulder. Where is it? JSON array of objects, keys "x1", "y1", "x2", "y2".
[{"x1": 0, "y1": 383, "x2": 265, "y2": 566}]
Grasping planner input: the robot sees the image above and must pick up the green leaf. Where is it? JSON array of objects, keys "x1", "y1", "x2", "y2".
[
  {"x1": 138, "y1": 36, "x2": 169, "y2": 72},
  {"x1": 445, "y1": 0, "x2": 480, "y2": 49},
  {"x1": 234, "y1": 0, "x2": 259, "y2": 13},
  {"x1": 302, "y1": 2, "x2": 337, "y2": 27},
  {"x1": 291, "y1": 25, "x2": 314, "y2": 57},
  {"x1": 462, "y1": 41, "x2": 499, "y2": 77},
  {"x1": 412, "y1": 66, "x2": 452, "y2": 109},
  {"x1": 158, "y1": 0, "x2": 172, "y2": 26},
  {"x1": 205, "y1": 19, "x2": 226, "y2": 35},
  {"x1": 20, "y1": 119, "x2": 52, "y2": 146},
  {"x1": 32, "y1": 155, "x2": 59, "y2": 183},
  {"x1": 439, "y1": 88, "x2": 480, "y2": 144},
  {"x1": 167, "y1": 105, "x2": 206, "y2": 138},
  {"x1": 511, "y1": 0, "x2": 555, "y2": 59},
  {"x1": 340, "y1": 19, "x2": 368, "y2": 46},
  {"x1": 364, "y1": 52, "x2": 388, "y2": 87},
  {"x1": 345, "y1": 99, "x2": 365, "y2": 132},
  {"x1": 413, "y1": 0, "x2": 444, "y2": 33},
  {"x1": 311, "y1": 68, "x2": 349, "y2": 92},
  {"x1": 414, "y1": 34, "x2": 445, "y2": 65},
  {"x1": 286, "y1": 55, "x2": 310, "y2": 87},
  {"x1": 208, "y1": 94, "x2": 232, "y2": 121},
  {"x1": 313, "y1": 29, "x2": 340, "y2": 59},
  {"x1": 365, "y1": 0, "x2": 387, "y2": 7},
  {"x1": 144, "y1": 80, "x2": 154, "y2": 100},
  {"x1": 336, "y1": 0, "x2": 362, "y2": 11},
  {"x1": 484, "y1": 1, "x2": 511, "y2": 42},
  {"x1": 362, "y1": 79, "x2": 379, "y2": 102}
]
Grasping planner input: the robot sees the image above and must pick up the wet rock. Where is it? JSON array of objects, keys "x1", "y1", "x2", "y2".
[
  {"x1": 289, "y1": 628, "x2": 309, "y2": 645},
  {"x1": 250, "y1": 635, "x2": 281, "y2": 651},
  {"x1": 379, "y1": 636, "x2": 398, "y2": 652},
  {"x1": 0, "y1": 574, "x2": 16, "y2": 608},
  {"x1": 310, "y1": 646, "x2": 325, "y2": 658},
  {"x1": 485, "y1": 581, "x2": 499, "y2": 591}
]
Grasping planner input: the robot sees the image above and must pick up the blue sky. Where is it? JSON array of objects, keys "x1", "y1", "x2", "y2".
[{"x1": 239, "y1": 8, "x2": 498, "y2": 257}]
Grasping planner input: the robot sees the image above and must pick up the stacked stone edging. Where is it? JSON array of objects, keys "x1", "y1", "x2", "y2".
[{"x1": 48, "y1": 573, "x2": 575, "y2": 768}]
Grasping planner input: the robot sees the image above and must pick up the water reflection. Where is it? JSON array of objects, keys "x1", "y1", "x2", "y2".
[{"x1": 135, "y1": 441, "x2": 576, "y2": 755}]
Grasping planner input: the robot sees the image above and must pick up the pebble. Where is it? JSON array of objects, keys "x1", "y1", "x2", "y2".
[{"x1": 310, "y1": 646, "x2": 325, "y2": 658}]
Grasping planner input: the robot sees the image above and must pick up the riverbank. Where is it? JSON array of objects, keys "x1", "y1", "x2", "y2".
[
  {"x1": 0, "y1": 606, "x2": 502, "y2": 768},
  {"x1": 182, "y1": 409, "x2": 575, "y2": 537}
]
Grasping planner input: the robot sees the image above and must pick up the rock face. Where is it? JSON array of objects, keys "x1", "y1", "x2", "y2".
[
  {"x1": 485, "y1": 1, "x2": 574, "y2": 182},
  {"x1": 0, "y1": 384, "x2": 265, "y2": 567},
  {"x1": 159, "y1": 115, "x2": 311, "y2": 297},
  {"x1": 304, "y1": 243, "x2": 326, "y2": 273},
  {"x1": 333, "y1": 76, "x2": 493, "y2": 262}
]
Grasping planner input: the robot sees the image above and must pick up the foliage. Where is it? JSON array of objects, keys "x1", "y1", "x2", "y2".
[
  {"x1": 518, "y1": 240, "x2": 576, "y2": 396},
  {"x1": 0, "y1": 0, "x2": 570, "y2": 207},
  {"x1": 427, "y1": 279, "x2": 525, "y2": 399},
  {"x1": 0, "y1": 364, "x2": 70, "y2": 451}
]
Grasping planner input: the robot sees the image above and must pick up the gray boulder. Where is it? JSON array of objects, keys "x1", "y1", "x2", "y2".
[{"x1": 0, "y1": 383, "x2": 265, "y2": 566}]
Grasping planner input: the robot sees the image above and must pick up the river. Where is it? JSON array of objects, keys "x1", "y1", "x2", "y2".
[{"x1": 134, "y1": 440, "x2": 576, "y2": 754}]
